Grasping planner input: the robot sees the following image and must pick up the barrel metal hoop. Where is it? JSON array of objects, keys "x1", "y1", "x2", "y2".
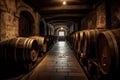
[
  {"x1": 23, "y1": 38, "x2": 30, "y2": 62},
  {"x1": 26, "y1": 38, "x2": 33, "y2": 62},
  {"x1": 14, "y1": 38, "x2": 20, "y2": 63}
]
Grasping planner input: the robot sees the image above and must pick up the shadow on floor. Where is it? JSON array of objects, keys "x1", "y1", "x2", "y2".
[{"x1": 0, "y1": 64, "x2": 27, "y2": 80}]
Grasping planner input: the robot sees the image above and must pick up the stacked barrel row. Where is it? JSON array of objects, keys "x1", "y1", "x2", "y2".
[
  {"x1": 30, "y1": 36, "x2": 47, "y2": 57},
  {"x1": 0, "y1": 37, "x2": 39, "y2": 64},
  {"x1": 46, "y1": 35, "x2": 57, "y2": 50},
  {"x1": 0, "y1": 35, "x2": 56, "y2": 72},
  {"x1": 0, "y1": 37, "x2": 38, "y2": 72},
  {"x1": 68, "y1": 28, "x2": 120, "y2": 80}
]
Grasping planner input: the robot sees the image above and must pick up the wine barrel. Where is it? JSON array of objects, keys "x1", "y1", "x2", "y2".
[
  {"x1": 81, "y1": 29, "x2": 107, "y2": 59},
  {"x1": 0, "y1": 37, "x2": 39, "y2": 64},
  {"x1": 73, "y1": 32, "x2": 79, "y2": 50},
  {"x1": 45, "y1": 35, "x2": 54, "y2": 50},
  {"x1": 30, "y1": 36, "x2": 47, "y2": 56},
  {"x1": 97, "y1": 29, "x2": 120, "y2": 76},
  {"x1": 76, "y1": 31, "x2": 84, "y2": 59},
  {"x1": 69, "y1": 34, "x2": 72, "y2": 47},
  {"x1": 70, "y1": 34, "x2": 74, "y2": 47}
]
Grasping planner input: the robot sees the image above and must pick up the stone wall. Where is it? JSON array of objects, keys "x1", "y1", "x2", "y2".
[
  {"x1": 81, "y1": 1, "x2": 106, "y2": 29},
  {"x1": 0, "y1": 0, "x2": 40, "y2": 42},
  {"x1": 111, "y1": 0, "x2": 120, "y2": 29},
  {"x1": 81, "y1": 10, "x2": 97, "y2": 30},
  {"x1": 96, "y1": 2, "x2": 106, "y2": 29},
  {"x1": 0, "y1": 0, "x2": 18, "y2": 41},
  {"x1": 81, "y1": 0, "x2": 120, "y2": 30}
]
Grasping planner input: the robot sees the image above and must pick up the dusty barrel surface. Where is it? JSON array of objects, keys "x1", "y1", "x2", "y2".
[
  {"x1": 97, "y1": 29, "x2": 120, "y2": 75},
  {"x1": 81, "y1": 29, "x2": 107, "y2": 59},
  {"x1": 0, "y1": 37, "x2": 39, "y2": 64},
  {"x1": 30, "y1": 36, "x2": 47, "y2": 55}
]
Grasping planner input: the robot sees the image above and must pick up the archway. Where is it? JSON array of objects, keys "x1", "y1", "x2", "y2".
[{"x1": 19, "y1": 11, "x2": 34, "y2": 37}]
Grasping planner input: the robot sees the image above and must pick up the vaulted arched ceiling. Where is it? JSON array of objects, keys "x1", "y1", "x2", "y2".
[{"x1": 24, "y1": 0, "x2": 101, "y2": 27}]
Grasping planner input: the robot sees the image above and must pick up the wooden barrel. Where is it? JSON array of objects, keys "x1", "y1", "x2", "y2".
[
  {"x1": 73, "y1": 32, "x2": 79, "y2": 50},
  {"x1": 69, "y1": 35, "x2": 72, "y2": 45},
  {"x1": 30, "y1": 36, "x2": 47, "y2": 56},
  {"x1": 81, "y1": 29, "x2": 107, "y2": 59},
  {"x1": 45, "y1": 35, "x2": 55, "y2": 50},
  {"x1": 70, "y1": 34, "x2": 74, "y2": 47},
  {"x1": 97, "y1": 29, "x2": 120, "y2": 76},
  {"x1": 0, "y1": 37, "x2": 39, "y2": 64},
  {"x1": 76, "y1": 31, "x2": 84, "y2": 59}
]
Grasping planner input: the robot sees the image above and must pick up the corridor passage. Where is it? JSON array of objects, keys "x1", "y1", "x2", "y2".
[{"x1": 22, "y1": 41, "x2": 88, "y2": 80}]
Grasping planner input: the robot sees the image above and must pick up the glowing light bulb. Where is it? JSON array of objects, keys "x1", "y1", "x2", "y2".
[
  {"x1": 61, "y1": 27, "x2": 63, "y2": 30},
  {"x1": 63, "y1": 1, "x2": 66, "y2": 5}
]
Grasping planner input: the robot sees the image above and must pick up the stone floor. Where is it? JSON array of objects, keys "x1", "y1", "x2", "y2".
[{"x1": 21, "y1": 41, "x2": 88, "y2": 80}]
